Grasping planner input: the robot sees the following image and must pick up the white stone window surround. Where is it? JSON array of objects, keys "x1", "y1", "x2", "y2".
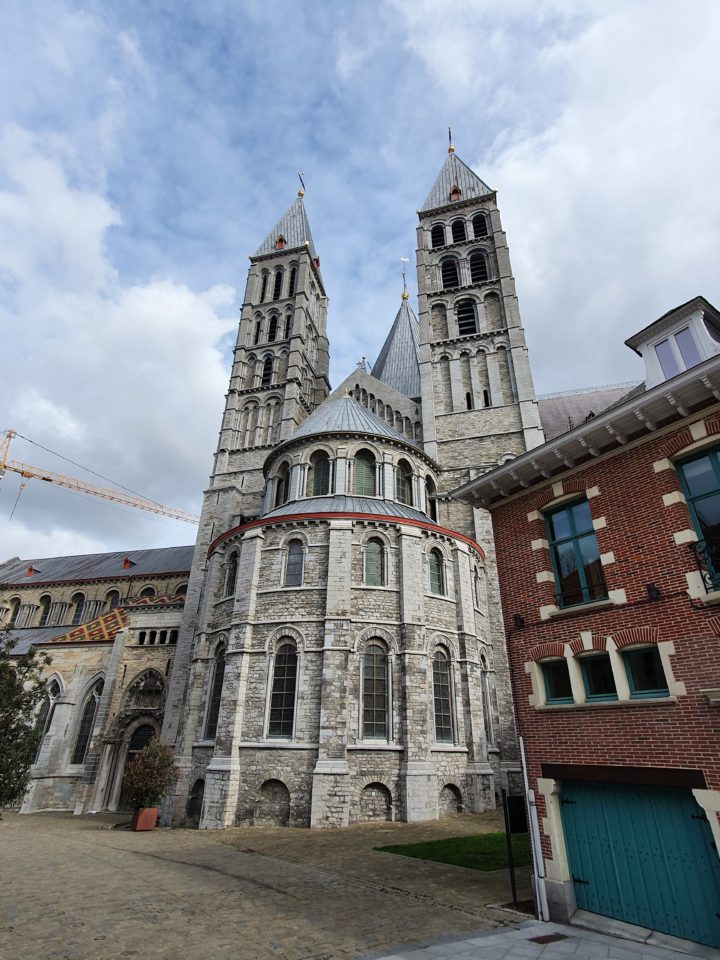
[
  {"x1": 640, "y1": 309, "x2": 720, "y2": 389},
  {"x1": 262, "y1": 641, "x2": 301, "y2": 742}
]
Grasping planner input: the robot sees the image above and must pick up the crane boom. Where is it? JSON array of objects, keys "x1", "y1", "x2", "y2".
[{"x1": 0, "y1": 431, "x2": 199, "y2": 524}]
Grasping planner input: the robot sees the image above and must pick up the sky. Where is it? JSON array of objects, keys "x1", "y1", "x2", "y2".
[{"x1": 2, "y1": 0, "x2": 720, "y2": 561}]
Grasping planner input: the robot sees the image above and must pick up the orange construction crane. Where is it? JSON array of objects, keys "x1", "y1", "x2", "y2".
[{"x1": 0, "y1": 430, "x2": 199, "y2": 525}]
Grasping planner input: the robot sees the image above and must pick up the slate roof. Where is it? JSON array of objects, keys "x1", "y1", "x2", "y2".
[
  {"x1": 254, "y1": 196, "x2": 318, "y2": 260},
  {"x1": 282, "y1": 395, "x2": 417, "y2": 448},
  {"x1": 0, "y1": 545, "x2": 195, "y2": 586},
  {"x1": 6, "y1": 627, "x2": 75, "y2": 656},
  {"x1": 372, "y1": 298, "x2": 421, "y2": 399},
  {"x1": 263, "y1": 495, "x2": 437, "y2": 525},
  {"x1": 421, "y1": 152, "x2": 493, "y2": 213},
  {"x1": 537, "y1": 383, "x2": 642, "y2": 441}
]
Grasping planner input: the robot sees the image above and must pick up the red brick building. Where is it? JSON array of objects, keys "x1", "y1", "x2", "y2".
[{"x1": 454, "y1": 296, "x2": 720, "y2": 948}]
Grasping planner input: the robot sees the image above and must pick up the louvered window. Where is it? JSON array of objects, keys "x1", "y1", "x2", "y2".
[
  {"x1": 451, "y1": 219, "x2": 466, "y2": 243},
  {"x1": 260, "y1": 272, "x2": 268, "y2": 302},
  {"x1": 441, "y1": 259, "x2": 459, "y2": 290},
  {"x1": 272, "y1": 270, "x2": 283, "y2": 301},
  {"x1": 288, "y1": 266, "x2": 297, "y2": 297},
  {"x1": 431, "y1": 224, "x2": 445, "y2": 248},
  {"x1": 261, "y1": 356, "x2": 273, "y2": 387},
  {"x1": 457, "y1": 299, "x2": 477, "y2": 336},
  {"x1": 307, "y1": 451, "x2": 330, "y2": 496},
  {"x1": 354, "y1": 450, "x2": 376, "y2": 496},
  {"x1": 470, "y1": 251, "x2": 489, "y2": 284},
  {"x1": 268, "y1": 316, "x2": 278, "y2": 342},
  {"x1": 472, "y1": 213, "x2": 488, "y2": 238}
]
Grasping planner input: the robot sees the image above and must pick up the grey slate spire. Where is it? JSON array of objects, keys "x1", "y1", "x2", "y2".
[
  {"x1": 372, "y1": 296, "x2": 421, "y2": 400},
  {"x1": 254, "y1": 195, "x2": 319, "y2": 260},
  {"x1": 421, "y1": 150, "x2": 493, "y2": 212}
]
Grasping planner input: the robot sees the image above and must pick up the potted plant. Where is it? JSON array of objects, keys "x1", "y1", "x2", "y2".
[{"x1": 122, "y1": 738, "x2": 180, "y2": 831}]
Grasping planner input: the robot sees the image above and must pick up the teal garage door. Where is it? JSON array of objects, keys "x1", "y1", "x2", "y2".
[{"x1": 560, "y1": 780, "x2": 720, "y2": 947}]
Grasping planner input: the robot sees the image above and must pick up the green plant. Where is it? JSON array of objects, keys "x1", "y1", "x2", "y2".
[{"x1": 122, "y1": 738, "x2": 180, "y2": 810}]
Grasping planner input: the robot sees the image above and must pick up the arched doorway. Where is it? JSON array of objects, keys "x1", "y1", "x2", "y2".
[{"x1": 116, "y1": 724, "x2": 155, "y2": 812}]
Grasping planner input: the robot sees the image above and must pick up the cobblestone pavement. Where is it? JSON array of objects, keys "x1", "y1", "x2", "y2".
[{"x1": 0, "y1": 810, "x2": 527, "y2": 960}]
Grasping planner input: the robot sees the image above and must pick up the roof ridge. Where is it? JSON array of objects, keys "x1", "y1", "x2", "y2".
[{"x1": 537, "y1": 380, "x2": 641, "y2": 400}]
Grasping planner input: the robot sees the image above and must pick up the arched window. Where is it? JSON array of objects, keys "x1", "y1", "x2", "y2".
[
  {"x1": 261, "y1": 356, "x2": 273, "y2": 387},
  {"x1": 431, "y1": 223, "x2": 445, "y2": 249},
  {"x1": 35, "y1": 678, "x2": 60, "y2": 759},
  {"x1": 224, "y1": 552, "x2": 239, "y2": 597},
  {"x1": 71, "y1": 678, "x2": 104, "y2": 765},
  {"x1": 267, "y1": 315, "x2": 278, "y2": 342},
  {"x1": 472, "y1": 213, "x2": 488, "y2": 238},
  {"x1": 139, "y1": 587, "x2": 156, "y2": 599},
  {"x1": 128, "y1": 671, "x2": 163, "y2": 709},
  {"x1": 362, "y1": 643, "x2": 389, "y2": 739},
  {"x1": 272, "y1": 269, "x2": 283, "y2": 301},
  {"x1": 175, "y1": 584, "x2": 188, "y2": 596},
  {"x1": 483, "y1": 389, "x2": 491, "y2": 407},
  {"x1": 260, "y1": 272, "x2": 269, "y2": 303},
  {"x1": 105, "y1": 590, "x2": 121, "y2": 611},
  {"x1": 70, "y1": 592, "x2": 86, "y2": 625},
  {"x1": 429, "y1": 549, "x2": 445, "y2": 595},
  {"x1": 451, "y1": 219, "x2": 466, "y2": 243},
  {"x1": 433, "y1": 651, "x2": 453, "y2": 742},
  {"x1": 284, "y1": 312, "x2": 292, "y2": 339},
  {"x1": 457, "y1": 299, "x2": 477, "y2": 336},
  {"x1": 307, "y1": 450, "x2": 331, "y2": 496},
  {"x1": 288, "y1": 266, "x2": 297, "y2": 298},
  {"x1": 204, "y1": 644, "x2": 226, "y2": 740},
  {"x1": 7, "y1": 598, "x2": 20, "y2": 627},
  {"x1": 363, "y1": 538, "x2": 385, "y2": 586},
  {"x1": 425, "y1": 477, "x2": 438, "y2": 522},
  {"x1": 440, "y1": 258, "x2": 459, "y2": 290},
  {"x1": 284, "y1": 540, "x2": 304, "y2": 586},
  {"x1": 254, "y1": 319, "x2": 262, "y2": 344},
  {"x1": 395, "y1": 458, "x2": 413, "y2": 505},
  {"x1": 480, "y1": 655, "x2": 495, "y2": 746},
  {"x1": 268, "y1": 643, "x2": 298, "y2": 737},
  {"x1": 38, "y1": 594, "x2": 52, "y2": 627},
  {"x1": 466, "y1": 391, "x2": 473, "y2": 410},
  {"x1": 275, "y1": 462, "x2": 290, "y2": 507},
  {"x1": 354, "y1": 449, "x2": 376, "y2": 496},
  {"x1": 470, "y1": 251, "x2": 489, "y2": 285}
]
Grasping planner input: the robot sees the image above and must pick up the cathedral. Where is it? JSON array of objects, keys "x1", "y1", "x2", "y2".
[{"x1": 4, "y1": 146, "x2": 546, "y2": 827}]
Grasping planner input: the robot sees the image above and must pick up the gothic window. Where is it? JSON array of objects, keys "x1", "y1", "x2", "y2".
[
  {"x1": 204, "y1": 645, "x2": 226, "y2": 740},
  {"x1": 261, "y1": 356, "x2": 273, "y2": 387},
  {"x1": 275, "y1": 462, "x2": 290, "y2": 507},
  {"x1": 284, "y1": 540, "x2": 304, "y2": 587},
  {"x1": 431, "y1": 223, "x2": 445, "y2": 249},
  {"x1": 268, "y1": 643, "x2": 298, "y2": 737},
  {"x1": 429, "y1": 548, "x2": 445, "y2": 595},
  {"x1": 268, "y1": 315, "x2": 278, "y2": 342},
  {"x1": 71, "y1": 678, "x2": 104, "y2": 765},
  {"x1": 480, "y1": 655, "x2": 495, "y2": 746},
  {"x1": 457, "y1": 299, "x2": 477, "y2": 336},
  {"x1": 35, "y1": 678, "x2": 61, "y2": 758},
  {"x1": 307, "y1": 450, "x2": 331, "y2": 496},
  {"x1": 425, "y1": 476, "x2": 438, "y2": 522},
  {"x1": 224, "y1": 552, "x2": 239, "y2": 597},
  {"x1": 70, "y1": 592, "x2": 86, "y2": 625},
  {"x1": 284, "y1": 312, "x2": 292, "y2": 339},
  {"x1": 105, "y1": 590, "x2": 121, "y2": 610},
  {"x1": 139, "y1": 587, "x2": 156, "y2": 599},
  {"x1": 363, "y1": 538, "x2": 385, "y2": 586},
  {"x1": 451, "y1": 219, "x2": 466, "y2": 243},
  {"x1": 395, "y1": 459, "x2": 413, "y2": 505},
  {"x1": 288, "y1": 266, "x2": 297, "y2": 297},
  {"x1": 272, "y1": 269, "x2": 283, "y2": 301},
  {"x1": 433, "y1": 650, "x2": 453, "y2": 742},
  {"x1": 362, "y1": 643, "x2": 389, "y2": 739},
  {"x1": 38, "y1": 594, "x2": 52, "y2": 627},
  {"x1": 254, "y1": 319, "x2": 262, "y2": 344},
  {"x1": 470, "y1": 251, "x2": 489, "y2": 284},
  {"x1": 354, "y1": 449, "x2": 376, "y2": 496},
  {"x1": 440, "y1": 258, "x2": 459, "y2": 290},
  {"x1": 472, "y1": 213, "x2": 488, "y2": 238}
]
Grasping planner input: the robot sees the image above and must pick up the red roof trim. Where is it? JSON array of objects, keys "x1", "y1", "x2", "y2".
[{"x1": 208, "y1": 512, "x2": 486, "y2": 559}]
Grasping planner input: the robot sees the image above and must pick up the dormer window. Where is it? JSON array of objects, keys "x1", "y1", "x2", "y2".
[
  {"x1": 275, "y1": 235, "x2": 286, "y2": 250},
  {"x1": 449, "y1": 185, "x2": 461, "y2": 201},
  {"x1": 654, "y1": 327, "x2": 702, "y2": 380}
]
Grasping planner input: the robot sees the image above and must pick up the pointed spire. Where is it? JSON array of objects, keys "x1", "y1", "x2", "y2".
[
  {"x1": 254, "y1": 195, "x2": 318, "y2": 260},
  {"x1": 420, "y1": 150, "x2": 492, "y2": 212},
  {"x1": 372, "y1": 297, "x2": 421, "y2": 399}
]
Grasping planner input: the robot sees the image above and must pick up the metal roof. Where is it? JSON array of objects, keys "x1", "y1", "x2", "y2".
[
  {"x1": 282, "y1": 395, "x2": 417, "y2": 448},
  {"x1": 421, "y1": 152, "x2": 493, "y2": 213},
  {"x1": 6, "y1": 627, "x2": 81, "y2": 656},
  {"x1": 372, "y1": 298, "x2": 421, "y2": 399},
  {"x1": 0, "y1": 545, "x2": 195, "y2": 586},
  {"x1": 263, "y1": 495, "x2": 437, "y2": 525},
  {"x1": 538, "y1": 383, "x2": 641, "y2": 441},
  {"x1": 254, "y1": 196, "x2": 318, "y2": 261}
]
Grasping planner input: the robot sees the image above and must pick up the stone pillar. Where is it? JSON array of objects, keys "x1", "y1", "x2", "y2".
[{"x1": 486, "y1": 352, "x2": 504, "y2": 405}]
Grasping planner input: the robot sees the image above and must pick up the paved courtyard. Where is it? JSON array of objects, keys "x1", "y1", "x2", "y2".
[{"x1": 0, "y1": 811, "x2": 712, "y2": 960}]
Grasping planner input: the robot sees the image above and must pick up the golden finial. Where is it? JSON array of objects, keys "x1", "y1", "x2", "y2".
[
  {"x1": 448, "y1": 125, "x2": 455, "y2": 154},
  {"x1": 297, "y1": 171, "x2": 306, "y2": 198}
]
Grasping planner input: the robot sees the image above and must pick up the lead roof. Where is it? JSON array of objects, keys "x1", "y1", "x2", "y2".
[
  {"x1": 372, "y1": 299, "x2": 421, "y2": 399},
  {"x1": 282, "y1": 394, "x2": 417, "y2": 448},
  {"x1": 263, "y1": 495, "x2": 437, "y2": 525},
  {"x1": 0, "y1": 545, "x2": 195, "y2": 586},
  {"x1": 421, "y1": 152, "x2": 493, "y2": 213}
]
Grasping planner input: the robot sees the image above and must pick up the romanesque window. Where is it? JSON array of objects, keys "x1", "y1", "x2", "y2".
[
  {"x1": 432, "y1": 650, "x2": 453, "y2": 742},
  {"x1": 260, "y1": 271, "x2": 269, "y2": 303},
  {"x1": 272, "y1": 269, "x2": 283, "y2": 301},
  {"x1": 362, "y1": 643, "x2": 389, "y2": 739},
  {"x1": 429, "y1": 549, "x2": 445, "y2": 595},
  {"x1": 71, "y1": 678, "x2": 104, "y2": 765},
  {"x1": 139, "y1": 587, "x2": 156, "y2": 599},
  {"x1": 275, "y1": 462, "x2": 290, "y2": 507},
  {"x1": 105, "y1": 590, "x2": 121, "y2": 610},
  {"x1": 38, "y1": 594, "x2": 52, "y2": 627},
  {"x1": 307, "y1": 450, "x2": 331, "y2": 496},
  {"x1": 268, "y1": 315, "x2": 278, "y2": 342},
  {"x1": 395, "y1": 459, "x2": 413, "y2": 506},
  {"x1": 268, "y1": 643, "x2": 297, "y2": 737},
  {"x1": 35, "y1": 678, "x2": 60, "y2": 759},
  {"x1": 431, "y1": 223, "x2": 445, "y2": 249},
  {"x1": 284, "y1": 540, "x2": 304, "y2": 587},
  {"x1": 175, "y1": 584, "x2": 187, "y2": 596},
  {"x1": 472, "y1": 213, "x2": 488, "y2": 238},
  {"x1": 224, "y1": 552, "x2": 239, "y2": 597},
  {"x1": 451, "y1": 219, "x2": 466, "y2": 243},
  {"x1": 288, "y1": 266, "x2": 297, "y2": 298},
  {"x1": 363, "y1": 538, "x2": 385, "y2": 586},
  {"x1": 457, "y1": 299, "x2": 477, "y2": 336},
  {"x1": 284, "y1": 312, "x2": 292, "y2": 339},
  {"x1": 7, "y1": 597, "x2": 20, "y2": 627},
  {"x1": 204, "y1": 645, "x2": 226, "y2": 740},
  {"x1": 261, "y1": 356, "x2": 273, "y2": 387},
  {"x1": 70, "y1": 592, "x2": 86, "y2": 625},
  {"x1": 470, "y1": 251, "x2": 489, "y2": 285},
  {"x1": 440, "y1": 258, "x2": 459, "y2": 290},
  {"x1": 425, "y1": 476, "x2": 438, "y2": 522},
  {"x1": 354, "y1": 449, "x2": 376, "y2": 496},
  {"x1": 254, "y1": 319, "x2": 262, "y2": 344}
]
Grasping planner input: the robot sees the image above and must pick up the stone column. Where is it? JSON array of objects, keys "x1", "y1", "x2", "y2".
[{"x1": 486, "y1": 352, "x2": 504, "y2": 405}]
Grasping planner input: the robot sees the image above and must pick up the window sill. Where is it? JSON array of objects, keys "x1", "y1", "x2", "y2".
[
  {"x1": 430, "y1": 745, "x2": 468, "y2": 753},
  {"x1": 237, "y1": 741, "x2": 319, "y2": 750},
  {"x1": 192, "y1": 740, "x2": 216, "y2": 748},
  {"x1": 545, "y1": 597, "x2": 614, "y2": 621},
  {"x1": 537, "y1": 696, "x2": 677, "y2": 712},
  {"x1": 425, "y1": 592, "x2": 454, "y2": 602},
  {"x1": 348, "y1": 743, "x2": 404, "y2": 752},
  {"x1": 699, "y1": 588, "x2": 720, "y2": 607},
  {"x1": 356, "y1": 585, "x2": 399, "y2": 592}
]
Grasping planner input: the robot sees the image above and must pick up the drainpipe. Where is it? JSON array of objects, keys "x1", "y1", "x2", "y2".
[{"x1": 520, "y1": 735, "x2": 550, "y2": 921}]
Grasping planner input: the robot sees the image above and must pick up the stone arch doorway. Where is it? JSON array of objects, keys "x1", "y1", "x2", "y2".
[
  {"x1": 115, "y1": 724, "x2": 156, "y2": 812},
  {"x1": 439, "y1": 783, "x2": 463, "y2": 816},
  {"x1": 186, "y1": 779, "x2": 205, "y2": 828},
  {"x1": 253, "y1": 779, "x2": 290, "y2": 826}
]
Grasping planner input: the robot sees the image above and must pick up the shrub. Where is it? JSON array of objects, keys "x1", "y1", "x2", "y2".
[{"x1": 122, "y1": 738, "x2": 179, "y2": 810}]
